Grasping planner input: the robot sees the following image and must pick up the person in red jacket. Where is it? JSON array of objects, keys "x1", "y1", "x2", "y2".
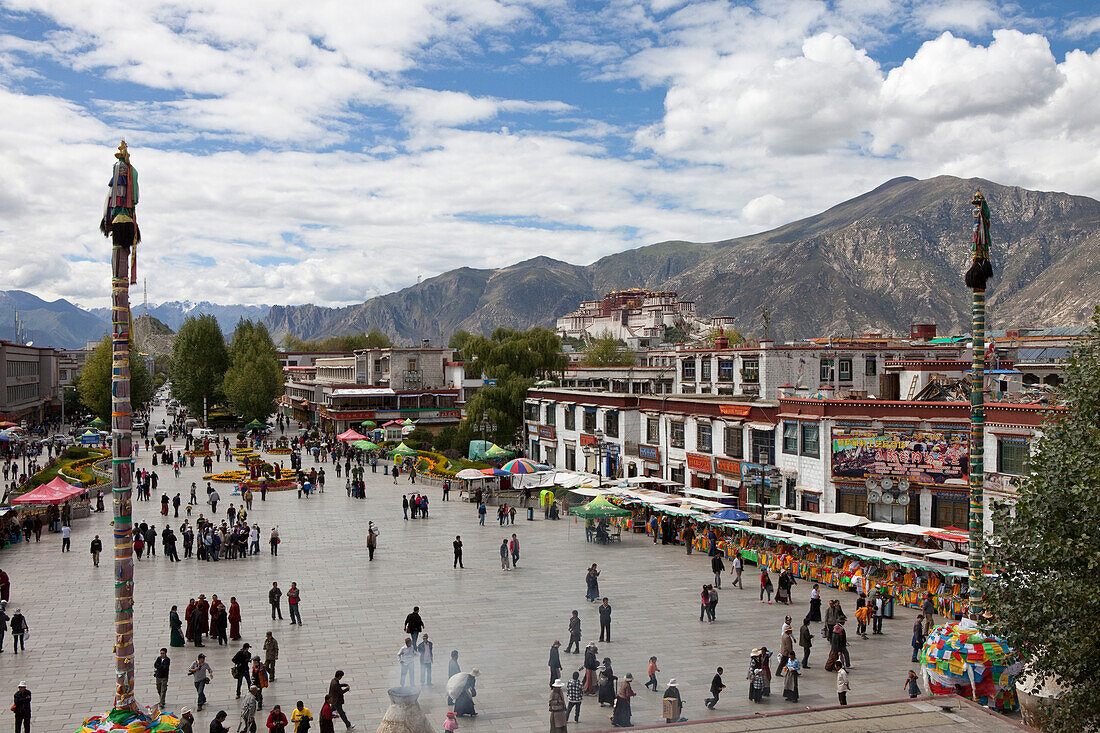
[
  {"x1": 228, "y1": 597, "x2": 243, "y2": 640},
  {"x1": 266, "y1": 704, "x2": 287, "y2": 732},
  {"x1": 319, "y1": 693, "x2": 338, "y2": 733}
]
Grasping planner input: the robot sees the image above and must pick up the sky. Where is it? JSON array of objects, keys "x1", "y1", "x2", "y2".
[{"x1": 1, "y1": 0, "x2": 1098, "y2": 309}]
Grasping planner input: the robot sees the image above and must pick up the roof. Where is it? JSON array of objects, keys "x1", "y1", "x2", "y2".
[
  {"x1": 331, "y1": 388, "x2": 396, "y2": 397},
  {"x1": 12, "y1": 477, "x2": 85, "y2": 505}
]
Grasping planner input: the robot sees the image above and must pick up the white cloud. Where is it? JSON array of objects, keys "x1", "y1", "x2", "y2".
[
  {"x1": 914, "y1": 0, "x2": 1003, "y2": 33},
  {"x1": 741, "y1": 194, "x2": 787, "y2": 228}
]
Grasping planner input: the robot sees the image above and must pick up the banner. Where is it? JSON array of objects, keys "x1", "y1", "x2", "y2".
[
  {"x1": 686, "y1": 453, "x2": 712, "y2": 472},
  {"x1": 638, "y1": 444, "x2": 659, "y2": 462},
  {"x1": 831, "y1": 429, "x2": 968, "y2": 486}
]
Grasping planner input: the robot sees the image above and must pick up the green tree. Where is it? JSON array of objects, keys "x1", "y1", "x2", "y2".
[
  {"x1": 77, "y1": 336, "x2": 153, "y2": 422},
  {"x1": 983, "y1": 308, "x2": 1100, "y2": 730},
  {"x1": 282, "y1": 329, "x2": 392, "y2": 352},
  {"x1": 581, "y1": 332, "x2": 636, "y2": 367},
  {"x1": 456, "y1": 327, "x2": 568, "y2": 447},
  {"x1": 170, "y1": 314, "x2": 229, "y2": 417},
  {"x1": 448, "y1": 329, "x2": 473, "y2": 358},
  {"x1": 223, "y1": 319, "x2": 284, "y2": 423}
]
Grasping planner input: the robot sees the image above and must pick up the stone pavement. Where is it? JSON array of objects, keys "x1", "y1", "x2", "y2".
[{"x1": 0, "y1": 406, "x2": 931, "y2": 732}]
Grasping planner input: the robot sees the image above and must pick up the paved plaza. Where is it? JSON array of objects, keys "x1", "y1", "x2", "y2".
[{"x1": 1, "y1": 410, "x2": 930, "y2": 732}]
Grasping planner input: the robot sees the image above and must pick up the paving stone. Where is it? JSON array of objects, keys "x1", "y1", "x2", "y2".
[{"x1": 0, "y1": 404, "x2": 931, "y2": 731}]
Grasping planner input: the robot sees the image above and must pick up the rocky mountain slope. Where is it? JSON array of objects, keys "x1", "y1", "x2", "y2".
[
  {"x1": 265, "y1": 176, "x2": 1100, "y2": 343},
  {"x1": 0, "y1": 290, "x2": 107, "y2": 348}
]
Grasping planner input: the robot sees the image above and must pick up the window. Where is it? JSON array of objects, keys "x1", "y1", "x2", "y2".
[
  {"x1": 782, "y1": 421, "x2": 799, "y2": 454},
  {"x1": 718, "y1": 359, "x2": 735, "y2": 382},
  {"x1": 408, "y1": 358, "x2": 417, "y2": 372},
  {"x1": 564, "y1": 406, "x2": 575, "y2": 431},
  {"x1": 751, "y1": 428, "x2": 775, "y2": 465},
  {"x1": 746, "y1": 480, "x2": 780, "y2": 507},
  {"x1": 583, "y1": 409, "x2": 597, "y2": 433},
  {"x1": 724, "y1": 426, "x2": 743, "y2": 458},
  {"x1": 838, "y1": 358, "x2": 852, "y2": 381},
  {"x1": 700, "y1": 359, "x2": 711, "y2": 381},
  {"x1": 838, "y1": 492, "x2": 868, "y2": 518},
  {"x1": 524, "y1": 402, "x2": 539, "y2": 421},
  {"x1": 670, "y1": 465, "x2": 685, "y2": 484},
  {"x1": 820, "y1": 359, "x2": 834, "y2": 382},
  {"x1": 800, "y1": 423, "x2": 820, "y2": 458},
  {"x1": 646, "y1": 417, "x2": 659, "y2": 444},
  {"x1": 997, "y1": 438, "x2": 1030, "y2": 475},
  {"x1": 865, "y1": 356, "x2": 877, "y2": 376},
  {"x1": 565, "y1": 448, "x2": 576, "y2": 471},
  {"x1": 605, "y1": 411, "x2": 619, "y2": 438},
  {"x1": 544, "y1": 404, "x2": 555, "y2": 425},
  {"x1": 682, "y1": 359, "x2": 696, "y2": 381},
  {"x1": 670, "y1": 421, "x2": 685, "y2": 448},
  {"x1": 741, "y1": 359, "x2": 759, "y2": 383},
  {"x1": 697, "y1": 423, "x2": 712, "y2": 452},
  {"x1": 933, "y1": 495, "x2": 968, "y2": 528}
]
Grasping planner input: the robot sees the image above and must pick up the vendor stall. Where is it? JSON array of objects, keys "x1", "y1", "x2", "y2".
[{"x1": 12, "y1": 476, "x2": 90, "y2": 532}]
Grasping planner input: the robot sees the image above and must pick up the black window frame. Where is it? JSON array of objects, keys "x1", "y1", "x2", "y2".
[
  {"x1": 697, "y1": 422, "x2": 712, "y2": 453},
  {"x1": 800, "y1": 423, "x2": 820, "y2": 458},
  {"x1": 782, "y1": 421, "x2": 799, "y2": 455},
  {"x1": 670, "y1": 421, "x2": 685, "y2": 448},
  {"x1": 724, "y1": 425, "x2": 743, "y2": 458}
]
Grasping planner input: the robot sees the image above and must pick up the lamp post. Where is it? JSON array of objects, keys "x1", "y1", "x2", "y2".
[
  {"x1": 584, "y1": 429, "x2": 606, "y2": 488},
  {"x1": 746, "y1": 464, "x2": 781, "y2": 525},
  {"x1": 60, "y1": 384, "x2": 78, "y2": 430}
]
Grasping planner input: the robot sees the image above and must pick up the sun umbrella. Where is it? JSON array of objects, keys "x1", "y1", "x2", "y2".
[
  {"x1": 0, "y1": 421, "x2": 16, "y2": 428},
  {"x1": 455, "y1": 469, "x2": 486, "y2": 480},
  {"x1": 502, "y1": 458, "x2": 538, "y2": 474},
  {"x1": 337, "y1": 429, "x2": 367, "y2": 442},
  {"x1": 391, "y1": 442, "x2": 418, "y2": 456},
  {"x1": 485, "y1": 444, "x2": 514, "y2": 459},
  {"x1": 88, "y1": 417, "x2": 107, "y2": 428},
  {"x1": 480, "y1": 468, "x2": 510, "y2": 477},
  {"x1": 0, "y1": 432, "x2": 11, "y2": 442},
  {"x1": 402, "y1": 418, "x2": 415, "y2": 426},
  {"x1": 351, "y1": 440, "x2": 380, "y2": 450},
  {"x1": 712, "y1": 508, "x2": 751, "y2": 522},
  {"x1": 360, "y1": 420, "x2": 377, "y2": 427},
  {"x1": 246, "y1": 419, "x2": 267, "y2": 430},
  {"x1": 569, "y1": 495, "x2": 633, "y2": 518}
]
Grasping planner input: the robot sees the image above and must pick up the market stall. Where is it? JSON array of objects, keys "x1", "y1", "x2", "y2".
[{"x1": 12, "y1": 476, "x2": 90, "y2": 531}]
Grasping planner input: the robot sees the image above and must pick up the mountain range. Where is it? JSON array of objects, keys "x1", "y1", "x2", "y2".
[
  {"x1": 6, "y1": 175, "x2": 1099, "y2": 350},
  {"x1": 264, "y1": 175, "x2": 1100, "y2": 343}
]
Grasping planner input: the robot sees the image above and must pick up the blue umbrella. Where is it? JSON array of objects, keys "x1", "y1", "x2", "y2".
[{"x1": 713, "y1": 508, "x2": 751, "y2": 522}]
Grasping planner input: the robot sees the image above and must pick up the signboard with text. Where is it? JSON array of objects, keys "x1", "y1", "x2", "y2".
[
  {"x1": 687, "y1": 452, "x2": 713, "y2": 473},
  {"x1": 831, "y1": 429, "x2": 968, "y2": 486},
  {"x1": 638, "y1": 444, "x2": 660, "y2": 462},
  {"x1": 715, "y1": 457, "x2": 741, "y2": 477},
  {"x1": 719, "y1": 404, "x2": 752, "y2": 417},
  {"x1": 538, "y1": 425, "x2": 556, "y2": 440}
]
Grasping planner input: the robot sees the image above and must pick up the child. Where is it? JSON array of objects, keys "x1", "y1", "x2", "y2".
[
  {"x1": 443, "y1": 710, "x2": 458, "y2": 731},
  {"x1": 904, "y1": 670, "x2": 920, "y2": 698},
  {"x1": 645, "y1": 656, "x2": 660, "y2": 691},
  {"x1": 186, "y1": 504, "x2": 193, "y2": 517}
]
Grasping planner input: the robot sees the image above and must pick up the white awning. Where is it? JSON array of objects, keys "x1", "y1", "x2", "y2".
[
  {"x1": 746, "y1": 422, "x2": 774, "y2": 431},
  {"x1": 782, "y1": 509, "x2": 868, "y2": 528},
  {"x1": 332, "y1": 388, "x2": 396, "y2": 397},
  {"x1": 683, "y1": 487, "x2": 734, "y2": 500}
]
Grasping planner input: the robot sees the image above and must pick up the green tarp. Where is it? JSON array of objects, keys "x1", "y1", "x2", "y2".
[{"x1": 569, "y1": 495, "x2": 633, "y2": 518}]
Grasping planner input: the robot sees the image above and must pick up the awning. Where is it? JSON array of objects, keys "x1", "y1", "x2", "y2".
[
  {"x1": 12, "y1": 477, "x2": 85, "y2": 505},
  {"x1": 332, "y1": 388, "x2": 396, "y2": 397},
  {"x1": 783, "y1": 510, "x2": 869, "y2": 528},
  {"x1": 746, "y1": 422, "x2": 774, "y2": 431},
  {"x1": 683, "y1": 487, "x2": 734, "y2": 499}
]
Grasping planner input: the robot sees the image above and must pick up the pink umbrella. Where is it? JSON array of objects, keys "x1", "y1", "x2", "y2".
[{"x1": 337, "y1": 429, "x2": 367, "y2": 442}]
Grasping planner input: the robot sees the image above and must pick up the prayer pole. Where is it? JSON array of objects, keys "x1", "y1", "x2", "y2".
[
  {"x1": 100, "y1": 140, "x2": 141, "y2": 711},
  {"x1": 964, "y1": 189, "x2": 993, "y2": 621}
]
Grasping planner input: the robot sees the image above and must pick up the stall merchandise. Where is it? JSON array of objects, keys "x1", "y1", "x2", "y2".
[{"x1": 75, "y1": 707, "x2": 181, "y2": 732}]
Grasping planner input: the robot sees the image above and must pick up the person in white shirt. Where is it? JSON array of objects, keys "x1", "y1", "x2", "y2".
[
  {"x1": 398, "y1": 638, "x2": 417, "y2": 687},
  {"x1": 836, "y1": 662, "x2": 850, "y2": 706},
  {"x1": 61, "y1": 525, "x2": 71, "y2": 552}
]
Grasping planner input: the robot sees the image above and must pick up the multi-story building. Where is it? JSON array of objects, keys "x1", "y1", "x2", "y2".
[
  {"x1": 556, "y1": 289, "x2": 734, "y2": 347},
  {"x1": 0, "y1": 341, "x2": 59, "y2": 423},
  {"x1": 281, "y1": 347, "x2": 482, "y2": 434}
]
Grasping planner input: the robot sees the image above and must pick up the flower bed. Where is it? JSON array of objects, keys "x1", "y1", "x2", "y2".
[{"x1": 185, "y1": 449, "x2": 214, "y2": 457}]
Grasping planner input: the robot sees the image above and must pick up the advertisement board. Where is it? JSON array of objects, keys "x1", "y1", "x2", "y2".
[
  {"x1": 715, "y1": 457, "x2": 741, "y2": 477},
  {"x1": 638, "y1": 444, "x2": 660, "y2": 462},
  {"x1": 686, "y1": 452, "x2": 712, "y2": 472},
  {"x1": 831, "y1": 429, "x2": 968, "y2": 486}
]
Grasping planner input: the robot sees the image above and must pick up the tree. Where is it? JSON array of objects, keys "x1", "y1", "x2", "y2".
[
  {"x1": 456, "y1": 327, "x2": 568, "y2": 447},
  {"x1": 282, "y1": 329, "x2": 392, "y2": 353},
  {"x1": 581, "y1": 332, "x2": 636, "y2": 367},
  {"x1": 983, "y1": 308, "x2": 1100, "y2": 730},
  {"x1": 223, "y1": 319, "x2": 284, "y2": 423},
  {"x1": 170, "y1": 314, "x2": 229, "y2": 417},
  {"x1": 77, "y1": 336, "x2": 153, "y2": 423},
  {"x1": 448, "y1": 329, "x2": 473, "y2": 358}
]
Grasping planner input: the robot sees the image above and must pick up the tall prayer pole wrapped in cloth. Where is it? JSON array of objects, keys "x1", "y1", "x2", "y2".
[
  {"x1": 967, "y1": 189, "x2": 991, "y2": 620},
  {"x1": 76, "y1": 142, "x2": 183, "y2": 732}
]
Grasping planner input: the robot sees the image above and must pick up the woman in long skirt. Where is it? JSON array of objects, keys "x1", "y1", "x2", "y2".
[
  {"x1": 169, "y1": 606, "x2": 185, "y2": 647},
  {"x1": 611, "y1": 675, "x2": 635, "y2": 727},
  {"x1": 807, "y1": 584, "x2": 822, "y2": 622},
  {"x1": 782, "y1": 661, "x2": 800, "y2": 702},
  {"x1": 183, "y1": 598, "x2": 196, "y2": 642},
  {"x1": 598, "y1": 660, "x2": 617, "y2": 707}
]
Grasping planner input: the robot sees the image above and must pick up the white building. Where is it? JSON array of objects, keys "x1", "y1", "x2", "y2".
[{"x1": 556, "y1": 289, "x2": 734, "y2": 347}]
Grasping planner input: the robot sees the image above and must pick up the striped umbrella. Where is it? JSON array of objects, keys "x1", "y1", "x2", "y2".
[{"x1": 502, "y1": 458, "x2": 538, "y2": 474}]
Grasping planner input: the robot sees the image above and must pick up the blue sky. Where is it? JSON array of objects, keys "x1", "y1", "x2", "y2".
[{"x1": 1, "y1": 0, "x2": 1098, "y2": 308}]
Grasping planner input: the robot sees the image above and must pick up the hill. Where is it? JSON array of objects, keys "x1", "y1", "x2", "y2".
[
  {"x1": 264, "y1": 176, "x2": 1100, "y2": 343},
  {"x1": 0, "y1": 290, "x2": 107, "y2": 348}
]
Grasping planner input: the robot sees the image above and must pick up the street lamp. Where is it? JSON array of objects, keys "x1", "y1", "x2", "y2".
[
  {"x1": 584, "y1": 429, "x2": 607, "y2": 488},
  {"x1": 478, "y1": 412, "x2": 495, "y2": 444}
]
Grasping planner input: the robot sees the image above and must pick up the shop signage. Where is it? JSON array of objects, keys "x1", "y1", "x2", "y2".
[
  {"x1": 638, "y1": 444, "x2": 660, "y2": 462},
  {"x1": 538, "y1": 425, "x2": 556, "y2": 440},
  {"x1": 831, "y1": 429, "x2": 968, "y2": 486},
  {"x1": 715, "y1": 457, "x2": 741, "y2": 477},
  {"x1": 719, "y1": 404, "x2": 752, "y2": 417},
  {"x1": 580, "y1": 433, "x2": 598, "y2": 447},
  {"x1": 686, "y1": 452, "x2": 712, "y2": 472}
]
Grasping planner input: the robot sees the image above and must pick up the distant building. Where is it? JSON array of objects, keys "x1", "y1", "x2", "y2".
[
  {"x1": 0, "y1": 341, "x2": 59, "y2": 423},
  {"x1": 556, "y1": 289, "x2": 734, "y2": 347},
  {"x1": 279, "y1": 346, "x2": 483, "y2": 433}
]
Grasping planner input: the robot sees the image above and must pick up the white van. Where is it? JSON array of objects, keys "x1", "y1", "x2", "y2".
[{"x1": 191, "y1": 427, "x2": 215, "y2": 441}]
